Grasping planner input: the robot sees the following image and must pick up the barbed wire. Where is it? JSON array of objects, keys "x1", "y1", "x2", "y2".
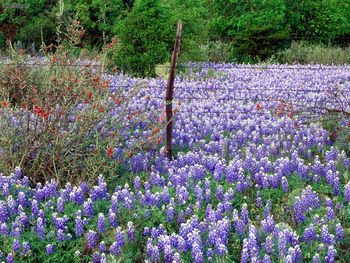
[
  {"x1": 186, "y1": 35, "x2": 350, "y2": 40},
  {"x1": 1, "y1": 62, "x2": 350, "y2": 71},
  {"x1": 171, "y1": 65, "x2": 350, "y2": 71},
  {"x1": 0, "y1": 62, "x2": 103, "y2": 67}
]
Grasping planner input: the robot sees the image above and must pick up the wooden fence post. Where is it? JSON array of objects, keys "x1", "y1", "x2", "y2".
[{"x1": 166, "y1": 20, "x2": 182, "y2": 160}]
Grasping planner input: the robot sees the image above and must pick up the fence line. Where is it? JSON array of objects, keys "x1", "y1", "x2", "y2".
[
  {"x1": 5, "y1": 82, "x2": 348, "y2": 94},
  {"x1": 0, "y1": 62, "x2": 103, "y2": 67},
  {"x1": 1, "y1": 62, "x2": 350, "y2": 71}
]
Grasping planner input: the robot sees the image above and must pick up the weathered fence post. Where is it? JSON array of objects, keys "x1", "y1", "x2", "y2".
[{"x1": 166, "y1": 20, "x2": 182, "y2": 160}]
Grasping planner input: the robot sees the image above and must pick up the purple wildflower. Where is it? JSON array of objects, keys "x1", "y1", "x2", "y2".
[
  {"x1": 46, "y1": 244, "x2": 55, "y2": 255},
  {"x1": 86, "y1": 230, "x2": 98, "y2": 249}
]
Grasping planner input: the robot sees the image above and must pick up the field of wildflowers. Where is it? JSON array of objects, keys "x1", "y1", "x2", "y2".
[{"x1": 0, "y1": 62, "x2": 350, "y2": 262}]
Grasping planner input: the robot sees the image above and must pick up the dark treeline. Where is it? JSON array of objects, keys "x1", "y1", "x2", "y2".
[{"x1": 1, "y1": 0, "x2": 350, "y2": 75}]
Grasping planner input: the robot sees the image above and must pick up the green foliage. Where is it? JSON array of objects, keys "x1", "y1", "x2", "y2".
[
  {"x1": 165, "y1": 0, "x2": 209, "y2": 62},
  {"x1": 285, "y1": 0, "x2": 350, "y2": 40},
  {"x1": 15, "y1": 15, "x2": 56, "y2": 47},
  {"x1": 1, "y1": 0, "x2": 350, "y2": 65},
  {"x1": 112, "y1": 0, "x2": 173, "y2": 76},
  {"x1": 64, "y1": 0, "x2": 125, "y2": 46},
  {"x1": 207, "y1": 0, "x2": 290, "y2": 62},
  {"x1": 207, "y1": 0, "x2": 350, "y2": 62},
  {"x1": 276, "y1": 41, "x2": 350, "y2": 65},
  {"x1": 0, "y1": 0, "x2": 55, "y2": 47}
]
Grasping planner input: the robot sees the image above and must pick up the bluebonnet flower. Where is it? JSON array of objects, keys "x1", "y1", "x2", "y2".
[
  {"x1": 110, "y1": 227, "x2": 124, "y2": 255},
  {"x1": 146, "y1": 238, "x2": 160, "y2": 261},
  {"x1": 111, "y1": 195, "x2": 118, "y2": 213},
  {"x1": 261, "y1": 215, "x2": 275, "y2": 234},
  {"x1": 216, "y1": 185, "x2": 224, "y2": 200},
  {"x1": 18, "y1": 211, "x2": 28, "y2": 225},
  {"x1": 321, "y1": 225, "x2": 334, "y2": 245},
  {"x1": 264, "y1": 200, "x2": 272, "y2": 218},
  {"x1": 31, "y1": 199, "x2": 39, "y2": 217},
  {"x1": 100, "y1": 253, "x2": 107, "y2": 263},
  {"x1": 303, "y1": 224, "x2": 317, "y2": 242},
  {"x1": 22, "y1": 242, "x2": 31, "y2": 256},
  {"x1": 263, "y1": 254, "x2": 272, "y2": 263},
  {"x1": 0, "y1": 223, "x2": 9, "y2": 236},
  {"x1": 36, "y1": 217, "x2": 45, "y2": 240},
  {"x1": 240, "y1": 203, "x2": 249, "y2": 224},
  {"x1": 109, "y1": 209, "x2": 117, "y2": 228},
  {"x1": 75, "y1": 216, "x2": 84, "y2": 237},
  {"x1": 166, "y1": 204, "x2": 175, "y2": 222},
  {"x1": 57, "y1": 229, "x2": 65, "y2": 242},
  {"x1": 127, "y1": 221, "x2": 135, "y2": 241},
  {"x1": 336, "y1": 223, "x2": 344, "y2": 240},
  {"x1": 177, "y1": 210, "x2": 185, "y2": 225},
  {"x1": 281, "y1": 176, "x2": 289, "y2": 192},
  {"x1": 92, "y1": 252, "x2": 101, "y2": 263},
  {"x1": 83, "y1": 199, "x2": 94, "y2": 217},
  {"x1": 86, "y1": 230, "x2": 98, "y2": 249},
  {"x1": 97, "y1": 213, "x2": 106, "y2": 233},
  {"x1": 278, "y1": 230, "x2": 287, "y2": 258},
  {"x1": 215, "y1": 243, "x2": 228, "y2": 256},
  {"x1": 240, "y1": 242, "x2": 249, "y2": 263},
  {"x1": 326, "y1": 207, "x2": 335, "y2": 221},
  {"x1": 191, "y1": 242, "x2": 204, "y2": 263},
  {"x1": 0, "y1": 201, "x2": 8, "y2": 223},
  {"x1": 99, "y1": 241, "x2": 107, "y2": 253},
  {"x1": 6, "y1": 253, "x2": 14, "y2": 263},
  {"x1": 133, "y1": 176, "x2": 141, "y2": 191},
  {"x1": 17, "y1": 191, "x2": 26, "y2": 207},
  {"x1": 325, "y1": 198, "x2": 333, "y2": 208},
  {"x1": 73, "y1": 187, "x2": 85, "y2": 205},
  {"x1": 325, "y1": 245, "x2": 336, "y2": 263},
  {"x1": 333, "y1": 175, "x2": 340, "y2": 196},
  {"x1": 265, "y1": 235, "x2": 274, "y2": 254},
  {"x1": 293, "y1": 197, "x2": 305, "y2": 225},
  {"x1": 80, "y1": 182, "x2": 89, "y2": 194},
  {"x1": 46, "y1": 244, "x2": 55, "y2": 255},
  {"x1": 344, "y1": 181, "x2": 350, "y2": 203},
  {"x1": 12, "y1": 239, "x2": 20, "y2": 252},
  {"x1": 14, "y1": 167, "x2": 22, "y2": 179}
]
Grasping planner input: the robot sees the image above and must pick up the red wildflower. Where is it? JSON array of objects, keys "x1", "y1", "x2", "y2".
[
  {"x1": 256, "y1": 103, "x2": 262, "y2": 110},
  {"x1": 1, "y1": 101, "x2": 9, "y2": 108},
  {"x1": 33, "y1": 105, "x2": 51, "y2": 119},
  {"x1": 107, "y1": 147, "x2": 114, "y2": 158}
]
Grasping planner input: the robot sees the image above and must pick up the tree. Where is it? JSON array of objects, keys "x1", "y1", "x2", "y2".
[
  {"x1": 285, "y1": 0, "x2": 350, "y2": 41},
  {"x1": 207, "y1": 0, "x2": 290, "y2": 61},
  {"x1": 165, "y1": 0, "x2": 209, "y2": 61},
  {"x1": 112, "y1": 0, "x2": 173, "y2": 76}
]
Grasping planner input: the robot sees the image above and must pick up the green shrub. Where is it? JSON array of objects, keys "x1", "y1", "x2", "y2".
[
  {"x1": 276, "y1": 41, "x2": 350, "y2": 65},
  {"x1": 111, "y1": 0, "x2": 173, "y2": 77}
]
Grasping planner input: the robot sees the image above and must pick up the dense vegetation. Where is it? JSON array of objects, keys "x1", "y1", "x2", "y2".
[
  {"x1": 1, "y1": 0, "x2": 350, "y2": 75},
  {"x1": 1, "y1": 1, "x2": 350, "y2": 262},
  {"x1": 1, "y1": 57, "x2": 350, "y2": 261}
]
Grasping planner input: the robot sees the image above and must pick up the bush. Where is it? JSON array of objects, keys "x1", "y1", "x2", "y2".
[
  {"x1": 112, "y1": 0, "x2": 173, "y2": 77},
  {"x1": 275, "y1": 41, "x2": 350, "y2": 65},
  {"x1": 0, "y1": 34, "x2": 162, "y2": 186}
]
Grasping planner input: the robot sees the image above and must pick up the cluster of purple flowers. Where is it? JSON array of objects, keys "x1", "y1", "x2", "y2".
[{"x1": 1, "y1": 64, "x2": 350, "y2": 262}]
